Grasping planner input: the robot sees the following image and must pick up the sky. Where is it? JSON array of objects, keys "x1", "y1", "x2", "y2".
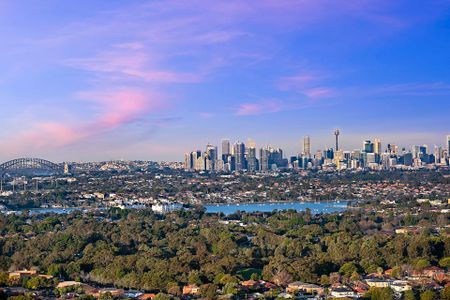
[{"x1": 0, "y1": 0, "x2": 449, "y2": 162}]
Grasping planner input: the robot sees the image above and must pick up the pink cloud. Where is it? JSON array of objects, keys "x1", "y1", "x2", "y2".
[
  {"x1": 67, "y1": 51, "x2": 201, "y2": 83},
  {"x1": 5, "y1": 88, "x2": 165, "y2": 153},
  {"x1": 302, "y1": 87, "x2": 336, "y2": 99},
  {"x1": 236, "y1": 100, "x2": 283, "y2": 116},
  {"x1": 278, "y1": 73, "x2": 323, "y2": 90}
]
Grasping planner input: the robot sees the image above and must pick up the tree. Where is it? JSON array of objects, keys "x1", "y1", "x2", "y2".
[
  {"x1": 154, "y1": 293, "x2": 171, "y2": 300},
  {"x1": 188, "y1": 270, "x2": 203, "y2": 285},
  {"x1": 439, "y1": 257, "x2": 450, "y2": 268},
  {"x1": 339, "y1": 262, "x2": 359, "y2": 279},
  {"x1": 364, "y1": 287, "x2": 393, "y2": 300},
  {"x1": 201, "y1": 284, "x2": 217, "y2": 300},
  {"x1": 415, "y1": 259, "x2": 431, "y2": 271},
  {"x1": 441, "y1": 286, "x2": 450, "y2": 300},
  {"x1": 250, "y1": 273, "x2": 260, "y2": 281},
  {"x1": 404, "y1": 290, "x2": 416, "y2": 300},
  {"x1": 420, "y1": 290, "x2": 436, "y2": 300},
  {"x1": 222, "y1": 283, "x2": 238, "y2": 295},
  {"x1": 272, "y1": 270, "x2": 293, "y2": 286},
  {"x1": 0, "y1": 272, "x2": 8, "y2": 286}
]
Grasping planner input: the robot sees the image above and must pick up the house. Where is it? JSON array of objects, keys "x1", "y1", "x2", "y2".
[
  {"x1": 183, "y1": 284, "x2": 200, "y2": 295},
  {"x1": 330, "y1": 286, "x2": 356, "y2": 298},
  {"x1": 390, "y1": 280, "x2": 412, "y2": 293},
  {"x1": 422, "y1": 266, "x2": 445, "y2": 279},
  {"x1": 138, "y1": 293, "x2": 156, "y2": 300},
  {"x1": 287, "y1": 281, "x2": 324, "y2": 295},
  {"x1": 277, "y1": 292, "x2": 293, "y2": 298},
  {"x1": 56, "y1": 281, "x2": 83, "y2": 289},
  {"x1": 350, "y1": 281, "x2": 369, "y2": 295},
  {"x1": 241, "y1": 280, "x2": 259, "y2": 289},
  {"x1": 8, "y1": 269, "x2": 37, "y2": 280},
  {"x1": 365, "y1": 278, "x2": 391, "y2": 288},
  {"x1": 87, "y1": 288, "x2": 125, "y2": 298}
]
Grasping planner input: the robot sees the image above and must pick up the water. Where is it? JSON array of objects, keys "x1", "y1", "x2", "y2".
[
  {"x1": 7, "y1": 207, "x2": 87, "y2": 215},
  {"x1": 6, "y1": 201, "x2": 349, "y2": 216},
  {"x1": 204, "y1": 201, "x2": 348, "y2": 215}
]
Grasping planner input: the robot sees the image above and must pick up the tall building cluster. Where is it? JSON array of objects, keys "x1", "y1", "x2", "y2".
[{"x1": 184, "y1": 132, "x2": 450, "y2": 172}]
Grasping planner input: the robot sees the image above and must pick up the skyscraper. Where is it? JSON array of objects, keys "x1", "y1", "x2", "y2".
[
  {"x1": 303, "y1": 136, "x2": 311, "y2": 157},
  {"x1": 206, "y1": 143, "x2": 218, "y2": 171},
  {"x1": 259, "y1": 147, "x2": 269, "y2": 171},
  {"x1": 221, "y1": 139, "x2": 231, "y2": 156},
  {"x1": 447, "y1": 135, "x2": 450, "y2": 153},
  {"x1": 363, "y1": 140, "x2": 374, "y2": 153},
  {"x1": 374, "y1": 138, "x2": 381, "y2": 154},
  {"x1": 246, "y1": 146, "x2": 258, "y2": 172},
  {"x1": 234, "y1": 142, "x2": 245, "y2": 171}
]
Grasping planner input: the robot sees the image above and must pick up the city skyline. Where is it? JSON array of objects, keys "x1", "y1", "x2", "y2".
[
  {"x1": 1, "y1": 1, "x2": 450, "y2": 162},
  {"x1": 185, "y1": 132, "x2": 450, "y2": 172}
]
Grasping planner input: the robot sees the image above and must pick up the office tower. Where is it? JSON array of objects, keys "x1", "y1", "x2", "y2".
[
  {"x1": 184, "y1": 153, "x2": 192, "y2": 170},
  {"x1": 334, "y1": 129, "x2": 340, "y2": 151},
  {"x1": 402, "y1": 152, "x2": 413, "y2": 166},
  {"x1": 205, "y1": 144, "x2": 218, "y2": 171},
  {"x1": 268, "y1": 147, "x2": 286, "y2": 168},
  {"x1": 351, "y1": 149, "x2": 361, "y2": 161},
  {"x1": 419, "y1": 145, "x2": 428, "y2": 155},
  {"x1": 63, "y1": 163, "x2": 70, "y2": 174},
  {"x1": 315, "y1": 150, "x2": 323, "y2": 160},
  {"x1": 411, "y1": 145, "x2": 420, "y2": 158},
  {"x1": 447, "y1": 135, "x2": 450, "y2": 153},
  {"x1": 259, "y1": 147, "x2": 269, "y2": 171},
  {"x1": 387, "y1": 144, "x2": 398, "y2": 155},
  {"x1": 325, "y1": 148, "x2": 334, "y2": 159},
  {"x1": 246, "y1": 146, "x2": 258, "y2": 172},
  {"x1": 303, "y1": 136, "x2": 311, "y2": 156},
  {"x1": 234, "y1": 142, "x2": 245, "y2": 171},
  {"x1": 363, "y1": 140, "x2": 374, "y2": 153},
  {"x1": 194, "y1": 152, "x2": 205, "y2": 171},
  {"x1": 247, "y1": 139, "x2": 256, "y2": 149},
  {"x1": 221, "y1": 139, "x2": 231, "y2": 156},
  {"x1": 374, "y1": 138, "x2": 381, "y2": 154},
  {"x1": 434, "y1": 146, "x2": 442, "y2": 164}
]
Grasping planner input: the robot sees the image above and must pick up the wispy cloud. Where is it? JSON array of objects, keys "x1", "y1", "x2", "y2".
[
  {"x1": 235, "y1": 100, "x2": 285, "y2": 116},
  {"x1": 5, "y1": 88, "x2": 165, "y2": 153}
]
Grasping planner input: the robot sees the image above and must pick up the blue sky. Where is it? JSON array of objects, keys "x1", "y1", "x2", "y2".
[{"x1": 0, "y1": 0, "x2": 449, "y2": 162}]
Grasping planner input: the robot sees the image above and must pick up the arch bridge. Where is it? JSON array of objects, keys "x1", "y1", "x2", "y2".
[{"x1": 0, "y1": 158, "x2": 63, "y2": 175}]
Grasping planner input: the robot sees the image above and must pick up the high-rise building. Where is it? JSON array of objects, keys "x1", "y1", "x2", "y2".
[
  {"x1": 184, "y1": 153, "x2": 192, "y2": 170},
  {"x1": 446, "y1": 135, "x2": 450, "y2": 153},
  {"x1": 363, "y1": 140, "x2": 374, "y2": 153},
  {"x1": 221, "y1": 139, "x2": 231, "y2": 156},
  {"x1": 411, "y1": 145, "x2": 421, "y2": 158},
  {"x1": 259, "y1": 147, "x2": 269, "y2": 171},
  {"x1": 374, "y1": 138, "x2": 381, "y2": 154},
  {"x1": 206, "y1": 144, "x2": 218, "y2": 171},
  {"x1": 303, "y1": 136, "x2": 311, "y2": 157},
  {"x1": 387, "y1": 144, "x2": 398, "y2": 155},
  {"x1": 246, "y1": 146, "x2": 258, "y2": 172},
  {"x1": 234, "y1": 142, "x2": 245, "y2": 171},
  {"x1": 434, "y1": 146, "x2": 442, "y2": 164}
]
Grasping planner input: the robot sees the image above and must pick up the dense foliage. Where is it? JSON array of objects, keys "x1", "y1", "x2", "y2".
[{"x1": 1, "y1": 206, "x2": 449, "y2": 295}]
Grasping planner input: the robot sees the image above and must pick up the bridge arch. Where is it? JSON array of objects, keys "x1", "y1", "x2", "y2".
[{"x1": 0, "y1": 158, "x2": 63, "y2": 175}]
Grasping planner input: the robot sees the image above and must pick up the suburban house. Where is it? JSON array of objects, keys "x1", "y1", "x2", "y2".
[
  {"x1": 183, "y1": 284, "x2": 201, "y2": 296},
  {"x1": 287, "y1": 281, "x2": 325, "y2": 295},
  {"x1": 330, "y1": 286, "x2": 356, "y2": 298}
]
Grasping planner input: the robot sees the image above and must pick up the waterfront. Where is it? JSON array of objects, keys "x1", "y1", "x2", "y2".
[{"x1": 204, "y1": 201, "x2": 349, "y2": 215}]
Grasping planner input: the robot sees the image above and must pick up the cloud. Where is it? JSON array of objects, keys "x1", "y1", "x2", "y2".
[
  {"x1": 4, "y1": 88, "x2": 165, "y2": 154},
  {"x1": 66, "y1": 51, "x2": 201, "y2": 83},
  {"x1": 235, "y1": 100, "x2": 283, "y2": 116},
  {"x1": 302, "y1": 87, "x2": 336, "y2": 99}
]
